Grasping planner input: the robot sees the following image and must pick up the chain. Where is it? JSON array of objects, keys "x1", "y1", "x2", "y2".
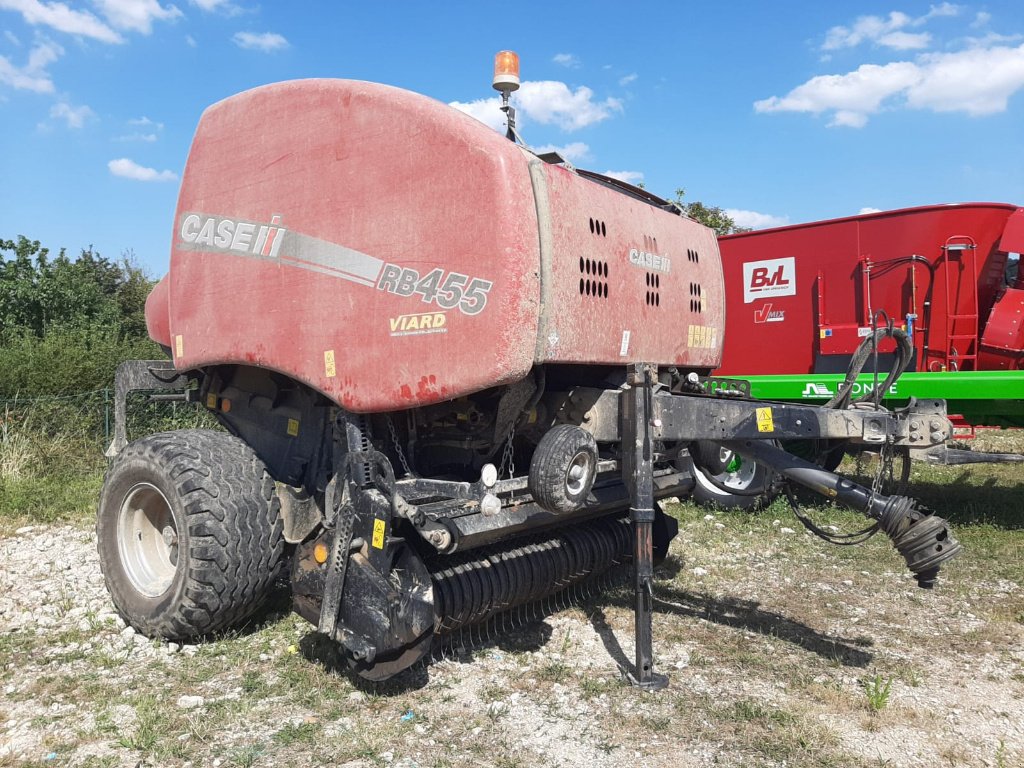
[
  {"x1": 386, "y1": 415, "x2": 414, "y2": 478},
  {"x1": 497, "y1": 427, "x2": 516, "y2": 501},
  {"x1": 872, "y1": 440, "x2": 896, "y2": 499},
  {"x1": 499, "y1": 428, "x2": 516, "y2": 479}
]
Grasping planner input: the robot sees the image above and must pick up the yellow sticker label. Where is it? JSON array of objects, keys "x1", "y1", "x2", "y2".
[
  {"x1": 287, "y1": 418, "x2": 300, "y2": 437},
  {"x1": 174, "y1": 335, "x2": 183, "y2": 358},
  {"x1": 756, "y1": 407, "x2": 774, "y2": 433},
  {"x1": 687, "y1": 325, "x2": 718, "y2": 349},
  {"x1": 324, "y1": 350, "x2": 336, "y2": 378},
  {"x1": 371, "y1": 518, "x2": 386, "y2": 549},
  {"x1": 206, "y1": 393, "x2": 218, "y2": 409}
]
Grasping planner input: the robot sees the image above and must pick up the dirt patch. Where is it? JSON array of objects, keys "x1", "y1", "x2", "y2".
[{"x1": 2, "y1": 499, "x2": 1023, "y2": 767}]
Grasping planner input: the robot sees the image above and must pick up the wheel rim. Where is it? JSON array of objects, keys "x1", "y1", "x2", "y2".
[
  {"x1": 565, "y1": 450, "x2": 593, "y2": 496},
  {"x1": 116, "y1": 482, "x2": 179, "y2": 598},
  {"x1": 701, "y1": 451, "x2": 758, "y2": 492}
]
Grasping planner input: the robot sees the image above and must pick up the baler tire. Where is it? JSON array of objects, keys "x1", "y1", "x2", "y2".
[
  {"x1": 685, "y1": 453, "x2": 774, "y2": 511},
  {"x1": 528, "y1": 425, "x2": 598, "y2": 514},
  {"x1": 96, "y1": 429, "x2": 284, "y2": 640}
]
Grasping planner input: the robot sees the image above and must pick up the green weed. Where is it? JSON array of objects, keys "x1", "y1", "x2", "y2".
[{"x1": 862, "y1": 675, "x2": 893, "y2": 712}]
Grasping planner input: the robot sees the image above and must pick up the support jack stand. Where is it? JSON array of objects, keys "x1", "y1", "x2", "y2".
[{"x1": 621, "y1": 364, "x2": 669, "y2": 691}]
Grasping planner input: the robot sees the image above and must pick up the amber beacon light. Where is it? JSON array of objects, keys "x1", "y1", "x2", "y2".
[{"x1": 492, "y1": 50, "x2": 520, "y2": 95}]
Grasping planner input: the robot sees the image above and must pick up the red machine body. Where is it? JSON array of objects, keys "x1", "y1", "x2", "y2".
[
  {"x1": 145, "y1": 79, "x2": 722, "y2": 413},
  {"x1": 716, "y1": 203, "x2": 1024, "y2": 377}
]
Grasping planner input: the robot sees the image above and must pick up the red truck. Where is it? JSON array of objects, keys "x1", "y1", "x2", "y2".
[{"x1": 688, "y1": 203, "x2": 1024, "y2": 506}]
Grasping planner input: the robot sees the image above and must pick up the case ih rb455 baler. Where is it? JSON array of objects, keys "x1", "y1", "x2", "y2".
[{"x1": 98, "y1": 65, "x2": 960, "y2": 687}]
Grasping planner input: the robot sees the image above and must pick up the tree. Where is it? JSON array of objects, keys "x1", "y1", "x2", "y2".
[
  {"x1": 0, "y1": 236, "x2": 159, "y2": 395},
  {"x1": 672, "y1": 189, "x2": 751, "y2": 237},
  {"x1": 0, "y1": 236, "x2": 151, "y2": 339}
]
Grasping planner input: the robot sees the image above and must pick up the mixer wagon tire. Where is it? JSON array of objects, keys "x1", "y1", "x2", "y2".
[
  {"x1": 528, "y1": 425, "x2": 599, "y2": 513},
  {"x1": 684, "y1": 450, "x2": 774, "y2": 511},
  {"x1": 97, "y1": 429, "x2": 284, "y2": 640}
]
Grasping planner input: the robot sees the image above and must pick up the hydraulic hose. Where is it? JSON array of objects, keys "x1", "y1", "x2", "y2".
[{"x1": 825, "y1": 324, "x2": 914, "y2": 410}]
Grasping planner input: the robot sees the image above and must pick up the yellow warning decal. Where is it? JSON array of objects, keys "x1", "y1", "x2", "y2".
[
  {"x1": 206, "y1": 393, "x2": 218, "y2": 409},
  {"x1": 371, "y1": 518, "x2": 386, "y2": 549},
  {"x1": 287, "y1": 418, "x2": 300, "y2": 437},
  {"x1": 174, "y1": 335, "x2": 183, "y2": 358},
  {"x1": 324, "y1": 350, "x2": 336, "y2": 378},
  {"x1": 756, "y1": 407, "x2": 774, "y2": 433}
]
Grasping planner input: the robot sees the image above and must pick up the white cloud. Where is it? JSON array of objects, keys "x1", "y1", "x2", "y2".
[
  {"x1": 965, "y1": 32, "x2": 1024, "y2": 48},
  {"x1": 829, "y1": 110, "x2": 869, "y2": 128},
  {"x1": 0, "y1": 40, "x2": 61, "y2": 92},
  {"x1": 515, "y1": 80, "x2": 621, "y2": 131},
  {"x1": 922, "y1": 3, "x2": 961, "y2": 21},
  {"x1": 553, "y1": 53, "x2": 579, "y2": 68},
  {"x1": 971, "y1": 11, "x2": 991, "y2": 29},
  {"x1": 129, "y1": 115, "x2": 163, "y2": 129},
  {"x1": 877, "y1": 31, "x2": 931, "y2": 50},
  {"x1": 115, "y1": 131, "x2": 157, "y2": 142},
  {"x1": 448, "y1": 95, "x2": 506, "y2": 132},
  {"x1": 4, "y1": 30, "x2": 20, "y2": 45},
  {"x1": 859, "y1": 207, "x2": 883, "y2": 214},
  {"x1": 602, "y1": 170, "x2": 644, "y2": 185},
  {"x1": 108, "y1": 157, "x2": 177, "y2": 181},
  {"x1": 50, "y1": 100, "x2": 93, "y2": 128},
  {"x1": 533, "y1": 141, "x2": 590, "y2": 163},
  {"x1": 232, "y1": 31, "x2": 288, "y2": 51},
  {"x1": 619, "y1": 72, "x2": 638, "y2": 86},
  {"x1": 93, "y1": 0, "x2": 182, "y2": 34},
  {"x1": 117, "y1": 115, "x2": 162, "y2": 141},
  {"x1": 0, "y1": 0, "x2": 122, "y2": 42},
  {"x1": 755, "y1": 61, "x2": 919, "y2": 126},
  {"x1": 755, "y1": 43, "x2": 1024, "y2": 126},
  {"x1": 190, "y1": 0, "x2": 241, "y2": 14},
  {"x1": 906, "y1": 44, "x2": 1024, "y2": 115},
  {"x1": 724, "y1": 209, "x2": 790, "y2": 230},
  {"x1": 824, "y1": 11, "x2": 913, "y2": 50},
  {"x1": 822, "y1": 5, "x2": 961, "y2": 52},
  {"x1": 451, "y1": 79, "x2": 623, "y2": 133},
  {"x1": 185, "y1": 33, "x2": 196, "y2": 47}
]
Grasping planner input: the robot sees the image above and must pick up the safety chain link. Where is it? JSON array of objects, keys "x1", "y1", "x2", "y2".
[
  {"x1": 498, "y1": 427, "x2": 517, "y2": 501},
  {"x1": 499, "y1": 428, "x2": 516, "y2": 479},
  {"x1": 386, "y1": 415, "x2": 415, "y2": 478}
]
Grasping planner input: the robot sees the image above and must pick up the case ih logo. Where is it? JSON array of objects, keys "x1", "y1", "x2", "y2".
[
  {"x1": 743, "y1": 257, "x2": 796, "y2": 304},
  {"x1": 179, "y1": 213, "x2": 287, "y2": 258}
]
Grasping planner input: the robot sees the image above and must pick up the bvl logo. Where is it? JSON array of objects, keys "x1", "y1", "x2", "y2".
[{"x1": 743, "y1": 257, "x2": 796, "y2": 303}]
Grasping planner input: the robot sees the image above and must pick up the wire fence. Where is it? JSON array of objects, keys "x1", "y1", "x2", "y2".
[{"x1": 0, "y1": 388, "x2": 210, "y2": 463}]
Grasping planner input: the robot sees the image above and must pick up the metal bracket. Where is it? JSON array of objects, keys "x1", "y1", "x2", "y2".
[{"x1": 105, "y1": 359, "x2": 188, "y2": 458}]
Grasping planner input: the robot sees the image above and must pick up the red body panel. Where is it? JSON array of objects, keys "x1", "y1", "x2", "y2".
[
  {"x1": 716, "y1": 203, "x2": 1024, "y2": 376},
  {"x1": 148, "y1": 80, "x2": 725, "y2": 411},
  {"x1": 535, "y1": 165, "x2": 723, "y2": 368}
]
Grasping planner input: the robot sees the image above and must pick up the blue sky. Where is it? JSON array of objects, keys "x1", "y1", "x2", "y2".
[{"x1": 1, "y1": 1, "x2": 1022, "y2": 276}]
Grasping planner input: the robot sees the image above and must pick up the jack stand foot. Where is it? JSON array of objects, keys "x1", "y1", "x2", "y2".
[{"x1": 625, "y1": 670, "x2": 670, "y2": 692}]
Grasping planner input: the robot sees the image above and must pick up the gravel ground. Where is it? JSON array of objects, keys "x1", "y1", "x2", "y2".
[{"x1": 1, "y1": 514, "x2": 1022, "y2": 768}]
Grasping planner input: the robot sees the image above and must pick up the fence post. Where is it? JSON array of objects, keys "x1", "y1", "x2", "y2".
[{"x1": 103, "y1": 388, "x2": 110, "y2": 445}]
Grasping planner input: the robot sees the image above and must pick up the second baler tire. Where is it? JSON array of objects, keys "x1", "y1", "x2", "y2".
[
  {"x1": 684, "y1": 453, "x2": 774, "y2": 511},
  {"x1": 528, "y1": 425, "x2": 599, "y2": 514},
  {"x1": 96, "y1": 429, "x2": 285, "y2": 640}
]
